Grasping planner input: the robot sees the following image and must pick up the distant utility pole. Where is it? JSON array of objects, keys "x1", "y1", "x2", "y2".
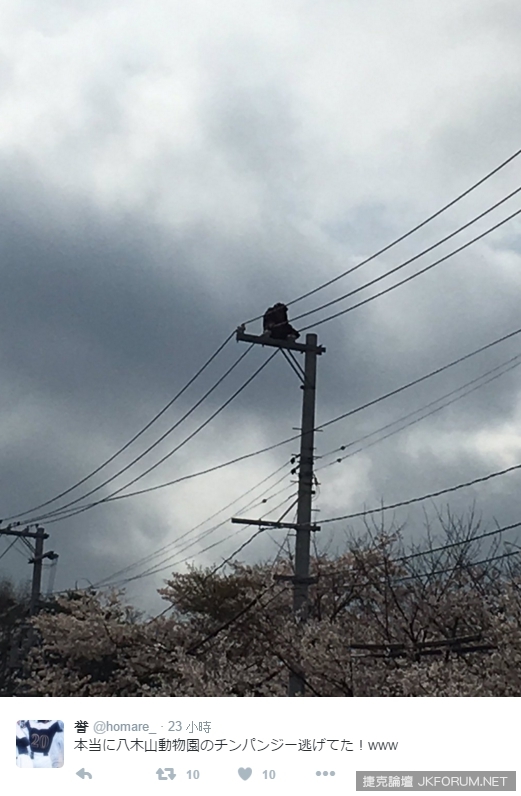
[
  {"x1": 0, "y1": 523, "x2": 51, "y2": 615},
  {"x1": 232, "y1": 325, "x2": 326, "y2": 696}
]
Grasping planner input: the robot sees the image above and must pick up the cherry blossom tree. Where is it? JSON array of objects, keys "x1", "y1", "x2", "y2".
[{"x1": 13, "y1": 509, "x2": 521, "y2": 697}]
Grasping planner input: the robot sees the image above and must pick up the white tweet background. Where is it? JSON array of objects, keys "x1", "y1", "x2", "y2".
[{"x1": 1, "y1": 698, "x2": 517, "y2": 795}]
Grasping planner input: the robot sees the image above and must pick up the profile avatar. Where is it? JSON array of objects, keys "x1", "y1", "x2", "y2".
[{"x1": 16, "y1": 720, "x2": 64, "y2": 768}]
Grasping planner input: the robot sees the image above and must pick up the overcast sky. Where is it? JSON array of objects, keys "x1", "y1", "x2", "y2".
[{"x1": 1, "y1": 0, "x2": 521, "y2": 615}]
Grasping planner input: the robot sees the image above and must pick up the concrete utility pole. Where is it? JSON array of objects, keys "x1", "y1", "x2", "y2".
[
  {"x1": 0, "y1": 524, "x2": 50, "y2": 615},
  {"x1": 293, "y1": 333, "x2": 319, "y2": 617},
  {"x1": 28, "y1": 525, "x2": 48, "y2": 615},
  {"x1": 0, "y1": 523, "x2": 57, "y2": 672},
  {"x1": 232, "y1": 326, "x2": 325, "y2": 696}
]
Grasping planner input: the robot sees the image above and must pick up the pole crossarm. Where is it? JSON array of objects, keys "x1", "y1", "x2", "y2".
[
  {"x1": 0, "y1": 526, "x2": 49, "y2": 540},
  {"x1": 348, "y1": 635, "x2": 496, "y2": 658},
  {"x1": 231, "y1": 517, "x2": 320, "y2": 531},
  {"x1": 273, "y1": 574, "x2": 319, "y2": 585},
  {"x1": 236, "y1": 328, "x2": 326, "y2": 355}
]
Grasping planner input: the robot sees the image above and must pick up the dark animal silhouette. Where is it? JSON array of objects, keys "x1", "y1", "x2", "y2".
[{"x1": 263, "y1": 303, "x2": 300, "y2": 340}]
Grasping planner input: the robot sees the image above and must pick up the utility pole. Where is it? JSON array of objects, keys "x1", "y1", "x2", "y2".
[
  {"x1": 29, "y1": 525, "x2": 48, "y2": 615},
  {"x1": 232, "y1": 325, "x2": 325, "y2": 696},
  {"x1": 293, "y1": 333, "x2": 318, "y2": 617},
  {"x1": 0, "y1": 522, "x2": 57, "y2": 674},
  {"x1": 0, "y1": 523, "x2": 50, "y2": 615}
]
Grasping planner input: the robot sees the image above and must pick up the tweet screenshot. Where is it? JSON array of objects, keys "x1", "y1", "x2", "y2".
[
  {"x1": 0, "y1": 698, "x2": 515, "y2": 794},
  {"x1": 2, "y1": 0, "x2": 521, "y2": 794}
]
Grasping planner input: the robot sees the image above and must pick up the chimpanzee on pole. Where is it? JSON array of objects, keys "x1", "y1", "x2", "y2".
[{"x1": 262, "y1": 303, "x2": 300, "y2": 340}]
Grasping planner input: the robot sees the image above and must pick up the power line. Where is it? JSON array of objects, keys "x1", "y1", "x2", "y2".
[
  {"x1": 15, "y1": 321, "x2": 520, "y2": 577},
  {"x1": 392, "y1": 548, "x2": 521, "y2": 586},
  {"x1": 300, "y1": 204, "x2": 521, "y2": 332},
  {"x1": 291, "y1": 185, "x2": 521, "y2": 327},
  {"x1": 28, "y1": 322, "x2": 521, "y2": 516},
  {"x1": 178, "y1": 541, "x2": 521, "y2": 658},
  {"x1": 206, "y1": 496, "x2": 299, "y2": 581},
  {"x1": 7, "y1": 148, "x2": 521, "y2": 607},
  {"x1": 26, "y1": 349, "x2": 280, "y2": 525},
  {"x1": 316, "y1": 352, "x2": 521, "y2": 472},
  {"x1": 12, "y1": 541, "x2": 29, "y2": 560},
  {"x1": 320, "y1": 463, "x2": 521, "y2": 524},
  {"x1": 316, "y1": 323, "x2": 521, "y2": 432},
  {"x1": 319, "y1": 352, "x2": 521, "y2": 461},
  {"x1": 91, "y1": 465, "x2": 295, "y2": 588},
  {"x1": 318, "y1": 519, "x2": 521, "y2": 581},
  {"x1": 41, "y1": 434, "x2": 301, "y2": 517},
  {"x1": 4, "y1": 331, "x2": 236, "y2": 521},
  {"x1": 98, "y1": 474, "x2": 296, "y2": 590},
  {"x1": 148, "y1": 516, "x2": 296, "y2": 629},
  {"x1": 116, "y1": 491, "x2": 299, "y2": 586},
  {"x1": 99, "y1": 490, "x2": 300, "y2": 589},
  {"x1": 318, "y1": 359, "x2": 521, "y2": 469},
  {"x1": 240, "y1": 480, "x2": 295, "y2": 513},
  {"x1": 74, "y1": 202, "x2": 521, "y2": 548},
  {"x1": 0, "y1": 538, "x2": 19, "y2": 562},
  {"x1": 396, "y1": 521, "x2": 521, "y2": 566},
  {"x1": 323, "y1": 545, "x2": 521, "y2": 626},
  {"x1": 241, "y1": 144, "x2": 521, "y2": 325},
  {"x1": 92, "y1": 346, "x2": 521, "y2": 586},
  {"x1": 185, "y1": 581, "x2": 290, "y2": 655},
  {"x1": 132, "y1": 526, "x2": 521, "y2": 622},
  {"x1": 151, "y1": 543, "x2": 519, "y2": 638},
  {"x1": 182, "y1": 509, "x2": 298, "y2": 650},
  {"x1": 155, "y1": 516, "x2": 520, "y2": 592},
  {"x1": 20, "y1": 344, "x2": 256, "y2": 524},
  {"x1": 92, "y1": 461, "x2": 294, "y2": 587},
  {"x1": 280, "y1": 348, "x2": 307, "y2": 382}
]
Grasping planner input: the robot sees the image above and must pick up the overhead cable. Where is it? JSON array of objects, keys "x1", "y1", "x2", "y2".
[
  {"x1": 0, "y1": 538, "x2": 19, "y2": 562},
  {"x1": 319, "y1": 463, "x2": 521, "y2": 524},
  {"x1": 319, "y1": 519, "x2": 521, "y2": 581},
  {"x1": 183, "y1": 507, "x2": 298, "y2": 650},
  {"x1": 241, "y1": 144, "x2": 521, "y2": 325},
  {"x1": 300, "y1": 204, "x2": 521, "y2": 332},
  {"x1": 32, "y1": 323, "x2": 521, "y2": 513},
  {"x1": 105, "y1": 490, "x2": 300, "y2": 588},
  {"x1": 293, "y1": 185, "x2": 521, "y2": 327},
  {"x1": 92, "y1": 461, "x2": 293, "y2": 587},
  {"x1": 316, "y1": 324, "x2": 521, "y2": 432},
  {"x1": 4, "y1": 331, "x2": 236, "y2": 520},
  {"x1": 187, "y1": 543, "x2": 521, "y2": 655},
  {"x1": 206, "y1": 495, "x2": 299, "y2": 581},
  {"x1": 316, "y1": 353, "x2": 521, "y2": 471},
  {"x1": 21, "y1": 344, "x2": 256, "y2": 523},
  {"x1": 38, "y1": 348, "x2": 279, "y2": 524},
  {"x1": 42, "y1": 432, "x2": 301, "y2": 514},
  {"x1": 109, "y1": 481, "x2": 296, "y2": 585}
]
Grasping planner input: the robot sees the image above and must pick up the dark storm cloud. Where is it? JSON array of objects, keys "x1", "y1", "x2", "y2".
[
  {"x1": 0, "y1": 159, "x2": 310, "y2": 608},
  {"x1": 1, "y1": 0, "x2": 521, "y2": 614}
]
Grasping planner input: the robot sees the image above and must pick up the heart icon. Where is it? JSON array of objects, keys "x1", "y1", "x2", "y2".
[{"x1": 238, "y1": 767, "x2": 252, "y2": 781}]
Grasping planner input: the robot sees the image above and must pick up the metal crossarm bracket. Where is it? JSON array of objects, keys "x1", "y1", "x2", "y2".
[
  {"x1": 231, "y1": 517, "x2": 320, "y2": 531},
  {"x1": 273, "y1": 575, "x2": 319, "y2": 585},
  {"x1": 0, "y1": 526, "x2": 49, "y2": 540},
  {"x1": 236, "y1": 329, "x2": 325, "y2": 355}
]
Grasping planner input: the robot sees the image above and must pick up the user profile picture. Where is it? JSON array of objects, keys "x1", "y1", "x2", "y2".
[{"x1": 16, "y1": 720, "x2": 64, "y2": 768}]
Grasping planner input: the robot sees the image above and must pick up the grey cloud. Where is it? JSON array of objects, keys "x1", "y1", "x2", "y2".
[{"x1": 1, "y1": 1, "x2": 521, "y2": 614}]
